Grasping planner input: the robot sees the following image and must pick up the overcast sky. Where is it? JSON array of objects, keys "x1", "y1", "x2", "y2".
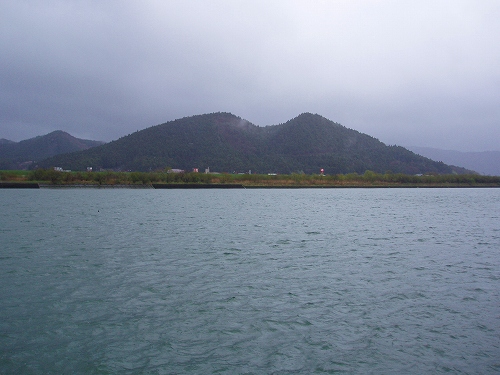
[{"x1": 1, "y1": 1, "x2": 499, "y2": 151}]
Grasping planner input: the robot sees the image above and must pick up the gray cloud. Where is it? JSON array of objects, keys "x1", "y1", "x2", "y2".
[{"x1": 1, "y1": 0, "x2": 499, "y2": 151}]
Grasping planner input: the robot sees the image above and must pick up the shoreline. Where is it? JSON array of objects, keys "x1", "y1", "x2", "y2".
[{"x1": 2, "y1": 182, "x2": 500, "y2": 189}]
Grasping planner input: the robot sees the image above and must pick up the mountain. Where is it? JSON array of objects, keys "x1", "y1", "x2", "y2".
[
  {"x1": 407, "y1": 146, "x2": 500, "y2": 176},
  {"x1": 36, "y1": 112, "x2": 471, "y2": 174},
  {"x1": 0, "y1": 138, "x2": 15, "y2": 145},
  {"x1": 0, "y1": 131, "x2": 104, "y2": 169}
]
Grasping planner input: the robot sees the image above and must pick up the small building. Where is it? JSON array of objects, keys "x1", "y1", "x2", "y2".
[{"x1": 53, "y1": 166, "x2": 71, "y2": 172}]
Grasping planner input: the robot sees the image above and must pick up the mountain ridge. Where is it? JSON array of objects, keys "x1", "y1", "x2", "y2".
[
  {"x1": 34, "y1": 112, "x2": 472, "y2": 175},
  {"x1": 0, "y1": 138, "x2": 16, "y2": 145},
  {"x1": 0, "y1": 130, "x2": 104, "y2": 169}
]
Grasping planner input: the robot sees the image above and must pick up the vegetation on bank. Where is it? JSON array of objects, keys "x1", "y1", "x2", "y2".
[{"x1": 1, "y1": 169, "x2": 499, "y2": 187}]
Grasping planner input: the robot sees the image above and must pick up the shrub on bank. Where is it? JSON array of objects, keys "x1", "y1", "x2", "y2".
[{"x1": 7, "y1": 168, "x2": 497, "y2": 186}]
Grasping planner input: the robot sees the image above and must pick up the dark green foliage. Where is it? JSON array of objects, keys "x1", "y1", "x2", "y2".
[{"x1": 35, "y1": 113, "x2": 475, "y2": 175}]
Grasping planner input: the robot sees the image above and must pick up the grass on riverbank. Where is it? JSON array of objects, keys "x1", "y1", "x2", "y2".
[{"x1": 1, "y1": 169, "x2": 500, "y2": 187}]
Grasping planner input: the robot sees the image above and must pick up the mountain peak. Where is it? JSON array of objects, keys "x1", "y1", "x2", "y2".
[
  {"x1": 48, "y1": 130, "x2": 71, "y2": 136},
  {"x1": 291, "y1": 112, "x2": 324, "y2": 121},
  {"x1": 296, "y1": 112, "x2": 320, "y2": 117},
  {"x1": 0, "y1": 131, "x2": 104, "y2": 169},
  {"x1": 289, "y1": 112, "x2": 341, "y2": 125}
]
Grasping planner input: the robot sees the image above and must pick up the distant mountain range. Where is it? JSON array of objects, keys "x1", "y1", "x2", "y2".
[
  {"x1": 0, "y1": 131, "x2": 104, "y2": 170},
  {"x1": 407, "y1": 147, "x2": 500, "y2": 176},
  {"x1": 31, "y1": 113, "x2": 471, "y2": 175}
]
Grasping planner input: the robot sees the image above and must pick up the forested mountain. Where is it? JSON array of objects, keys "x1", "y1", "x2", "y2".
[
  {"x1": 407, "y1": 146, "x2": 500, "y2": 176},
  {"x1": 36, "y1": 113, "x2": 471, "y2": 174},
  {"x1": 0, "y1": 131, "x2": 104, "y2": 169}
]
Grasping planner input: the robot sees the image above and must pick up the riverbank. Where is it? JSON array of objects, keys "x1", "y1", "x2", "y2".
[
  {"x1": 2, "y1": 169, "x2": 500, "y2": 188},
  {"x1": 2, "y1": 182, "x2": 500, "y2": 189},
  {"x1": 0, "y1": 182, "x2": 40, "y2": 189}
]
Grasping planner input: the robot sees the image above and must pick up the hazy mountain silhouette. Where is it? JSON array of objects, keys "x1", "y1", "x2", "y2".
[
  {"x1": 0, "y1": 131, "x2": 104, "y2": 169},
  {"x1": 407, "y1": 146, "x2": 500, "y2": 176},
  {"x1": 0, "y1": 138, "x2": 16, "y2": 145}
]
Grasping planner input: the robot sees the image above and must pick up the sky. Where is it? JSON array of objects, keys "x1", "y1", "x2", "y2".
[{"x1": 1, "y1": 1, "x2": 499, "y2": 151}]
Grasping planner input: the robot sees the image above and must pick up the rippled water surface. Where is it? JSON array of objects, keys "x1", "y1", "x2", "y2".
[{"x1": 1, "y1": 188, "x2": 499, "y2": 373}]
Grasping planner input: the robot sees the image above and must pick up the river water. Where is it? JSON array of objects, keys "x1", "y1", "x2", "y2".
[{"x1": 1, "y1": 188, "x2": 499, "y2": 373}]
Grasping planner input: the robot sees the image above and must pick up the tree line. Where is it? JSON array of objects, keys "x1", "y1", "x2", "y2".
[{"x1": 1, "y1": 169, "x2": 497, "y2": 186}]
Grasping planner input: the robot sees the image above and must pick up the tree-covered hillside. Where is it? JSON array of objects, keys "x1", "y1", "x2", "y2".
[{"x1": 35, "y1": 113, "x2": 471, "y2": 175}]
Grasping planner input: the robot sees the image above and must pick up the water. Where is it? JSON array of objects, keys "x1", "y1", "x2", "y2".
[{"x1": 1, "y1": 188, "x2": 499, "y2": 374}]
